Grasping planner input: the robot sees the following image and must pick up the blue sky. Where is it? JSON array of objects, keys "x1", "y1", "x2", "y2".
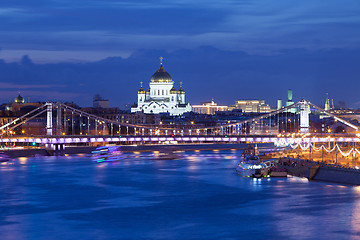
[{"x1": 0, "y1": 0, "x2": 360, "y2": 108}]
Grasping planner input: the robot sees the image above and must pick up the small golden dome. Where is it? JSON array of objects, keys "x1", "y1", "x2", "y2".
[
  {"x1": 178, "y1": 82, "x2": 185, "y2": 94},
  {"x1": 138, "y1": 82, "x2": 145, "y2": 94},
  {"x1": 170, "y1": 86, "x2": 177, "y2": 94}
]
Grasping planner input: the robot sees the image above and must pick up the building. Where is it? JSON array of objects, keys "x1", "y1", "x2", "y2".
[
  {"x1": 324, "y1": 93, "x2": 330, "y2": 111},
  {"x1": 192, "y1": 100, "x2": 228, "y2": 115},
  {"x1": 286, "y1": 89, "x2": 297, "y2": 113},
  {"x1": 229, "y1": 100, "x2": 271, "y2": 113},
  {"x1": 131, "y1": 58, "x2": 192, "y2": 115},
  {"x1": 93, "y1": 94, "x2": 109, "y2": 108}
]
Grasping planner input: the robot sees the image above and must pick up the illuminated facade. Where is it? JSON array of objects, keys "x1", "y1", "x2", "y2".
[
  {"x1": 131, "y1": 58, "x2": 192, "y2": 115},
  {"x1": 192, "y1": 100, "x2": 228, "y2": 115},
  {"x1": 229, "y1": 100, "x2": 271, "y2": 113}
]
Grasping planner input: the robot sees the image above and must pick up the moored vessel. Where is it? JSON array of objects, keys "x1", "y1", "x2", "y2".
[{"x1": 236, "y1": 154, "x2": 269, "y2": 178}]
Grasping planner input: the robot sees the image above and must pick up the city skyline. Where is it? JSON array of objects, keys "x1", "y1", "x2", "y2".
[{"x1": 0, "y1": 49, "x2": 359, "y2": 109}]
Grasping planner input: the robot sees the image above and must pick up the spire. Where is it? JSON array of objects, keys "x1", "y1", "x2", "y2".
[
  {"x1": 160, "y1": 56, "x2": 163, "y2": 65},
  {"x1": 325, "y1": 93, "x2": 330, "y2": 111},
  {"x1": 178, "y1": 82, "x2": 185, "y2": 94},
  {"x1": 138, "y1": 81, "x2": 145, "y2": 94}
]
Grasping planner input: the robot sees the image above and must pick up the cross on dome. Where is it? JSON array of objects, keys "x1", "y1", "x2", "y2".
[{"x1": 160, "y1": 56, "x2": 163, "y2": 65}]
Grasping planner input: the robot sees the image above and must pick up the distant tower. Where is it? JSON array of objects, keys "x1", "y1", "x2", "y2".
[
  {"x1": 277, "y1": 99, "x2": 283, "y2": 110},
  {"x1": 288, "y1": 89, "x2": 293, "y2": 102},
  {"x1": 324, "y1": 93, "x2": 330, "y2": 111},
  {"x1": 286, "y1": 89, "x2": 296, "y2": 113}
]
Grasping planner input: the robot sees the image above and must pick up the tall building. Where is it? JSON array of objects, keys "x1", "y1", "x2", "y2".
[
  {"x1": 192, "y1": 100, "x2": 228, "y2": 115},
  {"x1": 286, "y1": 89, "x2": 296, "y2": 113},
  {"x1": 324, "y1": 93, "x2": 330, "y2": 111},
  {"x1": 229, "y1": 100, "x2": 271, "y2": 113},
  {"x1": 131, "y1": 57, "x2": 192, "y2": 115}
]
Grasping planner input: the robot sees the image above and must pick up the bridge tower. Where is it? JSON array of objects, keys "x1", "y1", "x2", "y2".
[
  {"x1": 46, "y1": 102, "x2": 53, "y2": 136},
  {"x1": 299, "y1": 99, "x2": 309, "y2": 133},
  {"x1": 56, "y1": 102, "x2": 62, "y2": 135}
]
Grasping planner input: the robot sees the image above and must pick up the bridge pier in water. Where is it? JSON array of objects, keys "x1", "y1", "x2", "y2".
[{"x1": 45, "y1": 143, "x2": 65, "y2": 156}]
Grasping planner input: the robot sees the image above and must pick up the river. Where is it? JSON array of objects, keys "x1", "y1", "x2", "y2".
[{"x1": 1, "y1": 149, "x2": 360, "y2": 240}]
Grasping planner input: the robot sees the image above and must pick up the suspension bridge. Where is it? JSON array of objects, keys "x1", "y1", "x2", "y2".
[{"x1": 0, "y1": 99, "x2": 359, "y2": 155}]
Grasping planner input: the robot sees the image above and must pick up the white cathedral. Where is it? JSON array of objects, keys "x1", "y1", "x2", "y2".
[{"x1": 131, "y1": 58, "x2": 192, "y2": 115}]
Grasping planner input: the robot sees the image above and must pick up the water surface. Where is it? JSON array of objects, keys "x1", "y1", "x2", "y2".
[{"x1": 0, "y1": 150, "x2": 359, "y2": 240}]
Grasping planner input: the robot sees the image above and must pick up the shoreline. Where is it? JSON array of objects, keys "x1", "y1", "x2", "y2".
[
  {"x1": 279, "y1": 157, "x2": 360, "y2": 185},
  {"x1": 2, "y1": 142, "x2": 274, "y2": 158}
]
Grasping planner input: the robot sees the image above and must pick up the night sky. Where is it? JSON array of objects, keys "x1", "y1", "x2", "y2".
[{"x1": 0, "y1": 0, "x2": 359, "y2": 108}]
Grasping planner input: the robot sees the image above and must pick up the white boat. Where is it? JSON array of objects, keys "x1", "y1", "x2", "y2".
[
  {"x1": 236, "y1": 155, "x2": 269, "y2": 178},
  {"x1": 91, "y1": 146, "x2": 122, "y2": 163}
]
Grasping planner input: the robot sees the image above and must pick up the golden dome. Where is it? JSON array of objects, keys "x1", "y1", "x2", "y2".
[
  {"x1": 14, "y1": 92, "x2": 25, "y2": 103},
  {"x1": 150, "y1": 59, "x2": 173, "y2": 83},
  {"x1": 170, "y1": 86, "x2": 177, "y2": 94},
  {"x1": 178, "y1": 82, "x2": 185, "y2": 94},
  {"x1": 138, "y1": 82, "x2": 145, "y2": 94}
]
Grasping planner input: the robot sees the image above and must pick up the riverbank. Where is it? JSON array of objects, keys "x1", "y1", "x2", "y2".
[
  {"x1": 2, "y1": 142, "x2": 274, "y2": 158},
  {"x1": 278, "y1": 157, "x2": 360, "y2": 185}
]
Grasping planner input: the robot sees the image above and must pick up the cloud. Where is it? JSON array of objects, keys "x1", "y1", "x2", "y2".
[
  {"x1": 1, "y1": 0, "x2": 360, "y2": 63},
  {"x1": 0, "y1": 90, "x2": 87, "y2": 103},
  {"x1": 0, "y1": 82, "x2": 64, "y2": 89}
]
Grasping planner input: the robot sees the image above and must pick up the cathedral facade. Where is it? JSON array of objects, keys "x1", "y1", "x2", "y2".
[{"x1": 131, "y1": 59, "x2": 192, "y2": 115}]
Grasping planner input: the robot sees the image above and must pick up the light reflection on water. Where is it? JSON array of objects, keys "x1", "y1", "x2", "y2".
[{"x1": 0, "y1": 149, "x2": 359, "y2": 240}]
